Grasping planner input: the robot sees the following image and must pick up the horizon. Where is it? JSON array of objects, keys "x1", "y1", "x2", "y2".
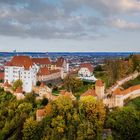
[{"x1": 0, "y1": 51, "x2": 140, "y2": 53}]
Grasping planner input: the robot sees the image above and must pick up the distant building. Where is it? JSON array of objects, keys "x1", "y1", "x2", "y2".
[
  {"x1": 32, "y1": 58, "x2": 51, "y2": 68},
  {"x1": 78, "y1": 63, "x2": 94, "y2": 77}
]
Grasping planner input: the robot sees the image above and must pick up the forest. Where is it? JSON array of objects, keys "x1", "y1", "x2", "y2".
[{"x1": 0, "y1": 86, "x2": 140, "y2": 140}]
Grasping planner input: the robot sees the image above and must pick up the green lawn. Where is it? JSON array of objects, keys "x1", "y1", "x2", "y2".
[
  {"x1": 52, "y1": 90, "x2": 60, "y2": 96},
  {"x1": 126, "y1": 97, "x2": 140, "y2": 111},
  {"x1": 122, "y1": 75, "x2": 140, "y2": 89}
]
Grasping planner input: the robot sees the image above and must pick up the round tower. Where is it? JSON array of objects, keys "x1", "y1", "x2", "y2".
[{"x1": 95, "y1": 79, "x2": 105, "y2": 100}]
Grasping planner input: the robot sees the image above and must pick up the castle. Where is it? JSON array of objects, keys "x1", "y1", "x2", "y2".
[
  {"x1": 81, "y1": 78, "x2": 140, "y2": 108},
  {"x1": 4, "y1": 56, "x2": 69, "y2": 93}
]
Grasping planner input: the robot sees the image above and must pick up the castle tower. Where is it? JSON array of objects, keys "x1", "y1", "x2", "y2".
[
  {"x1": 113, "y1": 88, "x2": 124, "y2": 107},
  {"x1": 95, "y1": 79, "x2": 105, "y2": 100}
]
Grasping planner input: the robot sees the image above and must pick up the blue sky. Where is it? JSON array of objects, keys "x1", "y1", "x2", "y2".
[{"x1": 0, "y1": 0, "x2": 140, "y2": 52}]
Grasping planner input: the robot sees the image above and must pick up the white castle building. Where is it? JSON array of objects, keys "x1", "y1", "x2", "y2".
[
  {"x1": 4, "y1": 56, "x2": 38, "y2": 92},
  {"x1": 4, "y1": 56, "x2": 69, "y2": 93}
]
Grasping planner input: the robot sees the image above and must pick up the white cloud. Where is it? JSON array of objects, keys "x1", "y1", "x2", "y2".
[
  {"x1": 101, "y1": 0, "x2": 140, "y2": 12},
  {"x1": 111, "y1": 18, "x2": 140, "y2": 30}
]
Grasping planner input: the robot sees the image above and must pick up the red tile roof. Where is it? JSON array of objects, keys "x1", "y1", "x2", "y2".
[
  {"x1": 15, "y1": 86, "x2": 23, "y2": 93},
  {"x1": 113, "y1": 88, "x2": 123, "y2": 95},
  {"x1": 130, "y1": 84, "x2": 140, "y2": 91},
  {"x1": 0, "y1": 72, "x2": 4, "y2": 80},
  {"x1": 96, "y1": 79, "x2": 104, "y2": 87},
  {"x1": 80, "y1": 63, "x2": 93, "y2": 72},
  {"x1": 60, "y1": 90, "x2": 75, "y2": 99},
  {"x1": 56, "y1": 57, "x2": 65, "y2": 67},
  {"x1": 4, "y1": 80, "x2": 11, "y2": 87},
  {"x1": 32, "y1": 58, "x2": 51, "y2": 65},
  {"x1": 36, "y1": 109, "x2": 46, "y2": 117},
  {"x1": 38, "y1": 67, "x2": 60, "y2": 76},
  {"x1": 114, "y1": 84, "x2": 140, "y2": 96},
  {"x1": 40, "y1": 82, "x2": 45, "y2": 87},
  {"x1": 38, "y1": 67, "x2": 50, "y2": 76},
  {"x1": 81, "y1": 89, "x2": 97, "y2": 97},
  {"x1": 5, "y1": 56, "x2": 34, "y2": 70}
]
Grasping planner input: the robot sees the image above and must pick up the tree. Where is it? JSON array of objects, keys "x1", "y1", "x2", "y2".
[
  {"x1": 24, "y1": 93, "x2": 36, "y2": 107},
  {"x1": 79, "y1": 96, "x2": 106, "y2": 139},
  {"x1": 131, "y1": 54, "x2": 140, "y2": 72},
  {"x1": 106, "y1": 107, "x2": 140, "y2": 140},
  {"x1": 36, "y1": 81, "x2": 41, "y2": 86},
  {"x1": 22, "y1": 117, "x2": 42, "y2": 140},
  {"x1": 17, "y1": 102, "x2": 33, "y2": 114},
  {"x1": 42, "y1": 98, "x2": 49, "y2": 106},
  {"x1": 12, "y1": 79, "x2": 23, "y2": 91},
  {"x1": 63, "y1": 75, "x2": 83, "y2": 93},
  {"x1": 105, "y1": 59, "x2": 130, "y2": 86}
]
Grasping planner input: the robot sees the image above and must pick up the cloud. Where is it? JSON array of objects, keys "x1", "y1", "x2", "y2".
[
  {"x1": 111, "y1": 19, "x2": 140, "y2": 30},
  {"x1": 94, "y1": 0, "x2": 140, "y2": 13},
  {"x1": 0, "y1": 0, "x2": 140, "y2": 39}
]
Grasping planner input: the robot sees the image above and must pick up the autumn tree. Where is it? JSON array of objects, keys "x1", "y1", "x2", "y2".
[
  {"x1": 12, "y1": 79, "x2": 23, "y2": 91},
  {"x1": 106, "y1": 107, "x2": 140, "y2": 140},
  {"x1": 131, "y1": 54, "x2": 140, "y2": 72},
  {"x1": 78, "y1": 96, "x2": 106, "y2": 139},
  {"x1": 105, "y1": 59, "x2": 131, "y2": 86},
  {"x1": 22, "y1": 117, "x2": 43, "y2": 140},
  {"x1": 63, "y1": 75, "x2": 83, "y2": 93}
]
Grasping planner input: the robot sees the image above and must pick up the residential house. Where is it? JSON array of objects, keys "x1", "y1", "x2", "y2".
[{"x1": 78, "y1": 63, "x2": 94, "y2": 77}]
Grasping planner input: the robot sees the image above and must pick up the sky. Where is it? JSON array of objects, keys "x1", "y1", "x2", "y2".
[{"x1": 0, "y1": 0, "x2": 140, "y2": 52}]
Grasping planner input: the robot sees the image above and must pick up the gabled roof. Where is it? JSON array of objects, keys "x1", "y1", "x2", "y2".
[
  {"x1": 37, "y1": 67, "x2": 60, "y2": 76},
  {"x1": 81, "y1": 89, "x2": 97, "y2": 97},
  {"x1": 4, "y1": 80, "x2": 11, "y2": 87},
  {"x1": 5, "y1": 56, "x2": 34, "y2": 70},
  {"x1": 32, "y1": 58, "x2": 51, "y2": 65},
  {"x1": 15, "y1": 86, "x2": 23, "y2": 93},
  {"x1": 80, "y1": 63, "x2": 93, "y2": 72},
  {"x1": 38, "y1": 67, "x2": 50, "y2": 76},
  {"x1": 56, "y1": 57, "x2": 65, "y2": 67},
  {"x1": 36, "y1": 109, "x2": 46, "y2": 117},
  {"x1": 40, "y1": 82, "x2": 45, "y2": 87},
  {"x1": 96, "y1": 79, "x2": 104, "y2": 87},
  {"x1": 60, "y1": 90, "x2": 76, "y2": 99}
]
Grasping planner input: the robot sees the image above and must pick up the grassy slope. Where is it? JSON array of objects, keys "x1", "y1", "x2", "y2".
[
  {"x1": 122, "y1": 75, "x2": 140, "y2": 89},
  {"x1": 126, "y1": 97, "x2": 140, "y2": 111}
]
